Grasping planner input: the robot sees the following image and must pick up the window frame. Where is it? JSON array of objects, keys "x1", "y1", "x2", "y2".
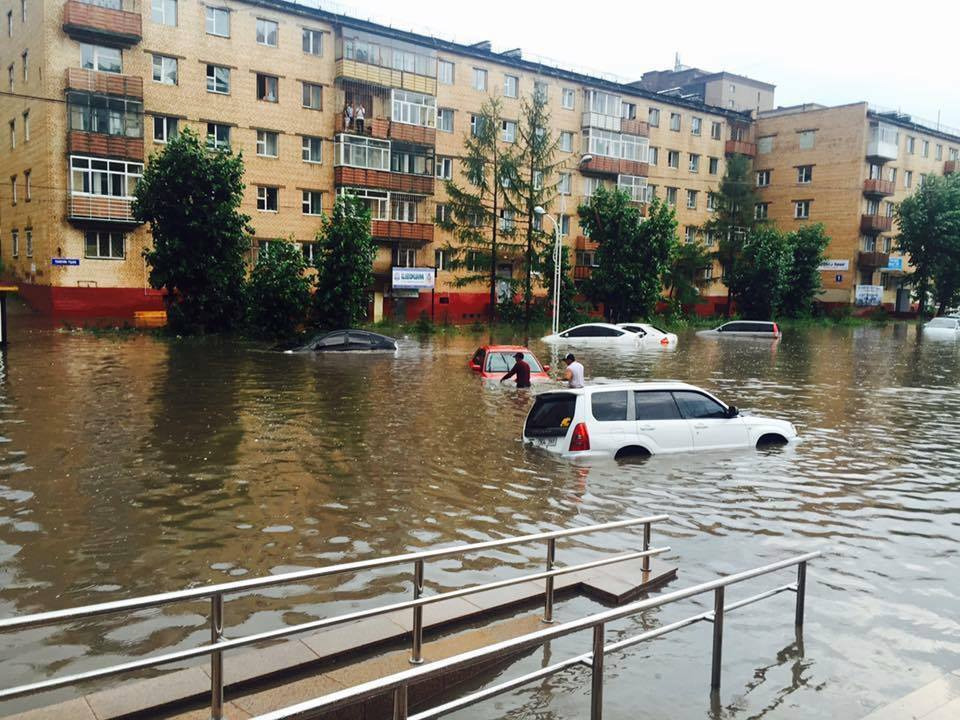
[
  {"x1": 256, "y1": 73, "x2": 279, "y2": 102},
  {"x1": 84, "y1": 230, "x2": 125, "y2": 260},
  {"x1": 561, "y1": 88, "x2": 575, "y2": 109},
  {"x1": 256, "y1": 185, "x2": 279, "y2": 212},
  {"x1": 256, "y1": 129, "x2": 278, "y2": 158},
  {"x1": 301, "y1": 135, "x2": 322, "y2": 163},
  {"x1": 205, "y1": 6, "x2": 230, "y2": 37},
  {"x1": 206, "y1": 64, "x2": 230, "y2": 94},
  {"x1": 151, "y1": 0, "x2": 177, "y2": 27},
  {"x1": 302, "y1": 27, "x2": 323, "y2": 56},
  {"x1": 151, "y1": 54, "x2": 177, "y2": 85},
  {"x1": 301, "y1": 189, "x2": 323, "y2": 215},
  {"x1": 256, "y1": 18, "x2": 279, "y2": 47},
  {"x1": 302, "y1": 81, "x2": 322, "y2": 110},
  {"x1": 472, "y1": 67, "x2": 487, "y2": 92},
  {"x1": 153, "y1": 115, "x2": 178, "y2": 143}
]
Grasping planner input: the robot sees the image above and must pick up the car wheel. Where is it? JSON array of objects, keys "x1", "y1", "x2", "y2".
[
  {"x1": 615, "y1": 446, "x2": 651, "y2": 461},
  {"x1": 756, "y1": 433, "x2": 788, "y2": 448}
]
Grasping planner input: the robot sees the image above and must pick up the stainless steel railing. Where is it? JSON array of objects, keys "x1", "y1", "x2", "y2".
[
  {"x1": 0, "y1": 515, "x2": 669, "y2": 719},
  {"x1": 254, "y1": 551, "x2": 819, "y2": 720}
]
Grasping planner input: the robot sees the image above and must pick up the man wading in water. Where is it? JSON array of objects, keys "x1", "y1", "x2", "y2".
[
  {"x1": 500, "y1": 352, "x2": 531, "y2": 388},
  {"x1": 563, "y1": 353, "x2": 584, "y2": 388}
]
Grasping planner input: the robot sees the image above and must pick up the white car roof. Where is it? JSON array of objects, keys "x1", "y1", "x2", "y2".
[
  {"x1": 562, "y1": 322, "x2": 624, "y2": 331},
  {"x1": 539, "y1": 381, "x2": 705, "y2": 396}
]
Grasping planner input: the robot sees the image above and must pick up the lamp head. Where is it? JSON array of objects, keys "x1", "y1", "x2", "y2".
[
  {"x1": 580, "y1": 154, "x2": 594, "y2": 164},
  {"x1": 534, "y1": 206, "x2": 546, "y2": 215}
]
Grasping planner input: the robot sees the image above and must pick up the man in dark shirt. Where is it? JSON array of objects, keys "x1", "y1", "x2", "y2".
[{"x1": 500, "y1": 352, "x2": 531, "y2": 388}]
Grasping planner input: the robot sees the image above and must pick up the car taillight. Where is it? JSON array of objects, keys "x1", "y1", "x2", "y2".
[
  {"x1": 569, "y1": 422, "x2": 590, "y2": 452},
  {"x1": 773, "y1": 323, "x2": 779, "y2": 336},
  {"x1": 660, "y1": 337, "x2": 669, "y2": 345}
]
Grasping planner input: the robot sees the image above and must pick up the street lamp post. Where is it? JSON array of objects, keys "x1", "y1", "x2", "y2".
[{"x1": 534, "y1": 204, "x2": 563, "y2": 337}]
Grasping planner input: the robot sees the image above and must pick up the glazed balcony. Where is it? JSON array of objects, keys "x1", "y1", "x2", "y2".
[
  {"x1": 858, "y1": 250, "x2": 890, "y2": 269},
  {"x1": 334, "y1": 115, "x2": 435, "y2": 146},
  {"x1": 335, "y1": 58, "x2": 436, "y2": 95},
  {"x1": 371, "y1": 220, "x2": 434, "y2": 244},
  {"x1": 65, "y1": 67, "x2": 142, "y2": 98},
  {"x1": 863, "y1": 178, "x2": 895, "y2": 197},
  {"x1": 334, "y1": 166, "x2": 434, "y2": 195},
  {"x1": 63, "y1": 0, "x2": 141, "y2": 47},
  {"x1": 725, "y1": 139, "x2": 757, "y2": 157},
  {"x1": 579, "y1": 156, "x2": 649, "y2": 177},
  {"x1": 620, "y1": 118, "x2": 650, "y2": 137},
  {"x1": 68, "y1": 195, "x2": 138, "y2": 225},
  {"x1": 946, "y1": 160, "x2": 959, "y2": 175},
  {"x1": 860, "y1": 214, "x2": 894, "y2": 234},
  {"x1": 67, "y1": 131, "x2": 143, "y2": 161}
]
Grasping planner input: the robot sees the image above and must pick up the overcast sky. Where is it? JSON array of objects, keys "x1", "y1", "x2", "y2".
[{"x1": 318, "y1": 0, "x2": 960, "y2": 131}]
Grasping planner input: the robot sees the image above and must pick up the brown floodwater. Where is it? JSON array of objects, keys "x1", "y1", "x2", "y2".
[{"x1": 0, "y1": 307, "x2": 958, "y2": 719}]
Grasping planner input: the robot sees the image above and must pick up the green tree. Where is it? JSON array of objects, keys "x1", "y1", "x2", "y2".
[
  {"x1": 133, "y1": 128, "x2": 251, "y2": 333},
  {"x1": 246, "y1": 240, "x2": 312, "y2": 339},
  {"x1": 704, "y1": 153, "x2": 759, "y2": 315},
  {"x1": 439, "y1": 97, "x2": 517, "y2": 324},
  {"x1": 578, "y1": 188, "x2": 675, "y2": 322},
  {"x1": 780, "y1": 224, "x2": 830, "y2": 318},
  {"x1": 313, "y1": 194, "x2": 376, "y2": 329},
  {"x1": 727, "y1": 225, "x2": 791, "y2": 319},
  {"x1": 896, "y1": 174, "x2": 960, "y2": 316},
  {"x1": 664, "y1": 237, "x2": 713, "y2": 310},
  {"x1": 540, "y1": 243, "x2": 580, "y2": 327}
]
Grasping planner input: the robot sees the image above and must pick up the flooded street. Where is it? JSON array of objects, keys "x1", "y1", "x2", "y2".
[{"x1": 0, "y1": 311, "x2": 958, "y2": 719}]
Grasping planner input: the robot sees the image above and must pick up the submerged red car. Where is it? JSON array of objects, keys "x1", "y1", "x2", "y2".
[{"x1": 469, "y1": 345, "x2": 552, "y2": 382}]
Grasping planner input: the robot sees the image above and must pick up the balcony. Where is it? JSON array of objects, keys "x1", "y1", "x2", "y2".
[
  {"x1": 371, "y1": 220, "x2": 434, "y2": 244},
  {"x1": 725, "y1": 139, "x2": 756, "y2": 157},
  {"x1": 581, "y1": 112, "x2": 620, "y2": 132},
  {"x1": 946, "y1": 160, "x2": 959, "y2": 175},
  {"x1": 863, "y1": 178, "x2": 895, "y2": 197},
  {"x1": 334, "y1": 115, "x2": 435, "y2": 146},
  {"x1": 68, "y1": 131, "x2": 143, "y2": 161},
  {"x1": 620, "y1": 118, "x2": 650, "y2": 137},
  {"x1": 68, "y1": 195, "x2": 138, "y2": 225},
  {"x1": 573, "y1": 266, "x2": 593, "y2": 281},
  {"x1": 334, "y1": 166, "x2": 434, "y2": 195},
  {"x1": 65, "y1": 67, "x2": 142, "y2": 98},
  {"x1": 579, "y1": 156, "x2": 649, "y2": 177},
  {"x1": 860, "y1": 214, "x2": 894, "y2": 234},
  {"x1": 858, "y1": 251, "x2": 890, "y2": 269},
  {"x1": 575, "y1": 236, "x2": 598, "y2": 252},
  {"x1": 866, "y1": 129, "x2": 899, "y2": 161},
  {"x1": 63, "y1": 0, "x2": 141, "y2": 47},
  {"x1": 335, "y1": 58, "x2": 436, "y2": 95}
]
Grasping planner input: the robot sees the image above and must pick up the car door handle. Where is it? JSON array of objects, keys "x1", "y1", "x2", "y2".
[
  {"x1": 694, "y1": 423, "x2": 709, "y2": 429},
  {"x1": 639, "y1": 425, "x2": 656, "y2": 431}
]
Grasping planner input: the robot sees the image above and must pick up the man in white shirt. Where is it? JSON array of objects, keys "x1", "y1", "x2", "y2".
[
  {"x1": 355, "y1": 104, "x2": 366, "y2": 134},
  {"x1": 563, "y1": 353, "x2": 584, "y2": 388}
]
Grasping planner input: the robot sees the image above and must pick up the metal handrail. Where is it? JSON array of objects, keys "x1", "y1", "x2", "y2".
[
  {"x1": 0, "y1": 515, "x2": 668, "y2": 719},
  {"x1": 254, "y1": 551, "x2": 819, "y2": 720}
]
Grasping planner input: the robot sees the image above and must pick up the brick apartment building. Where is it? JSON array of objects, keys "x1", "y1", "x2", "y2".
[{"x1": 0, "y1": 0, "x2": 957, "y2": 318}]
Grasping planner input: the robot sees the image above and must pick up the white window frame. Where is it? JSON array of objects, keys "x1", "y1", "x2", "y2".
[
  {"x1": 391, "y1": 88, "x2": 436, "y2": 128},
  {"x1": 797, "y1": 165, "x2": 813, "y2": 183},
  {"x1": 391, "y1": 198, "x2": 418, "y2": 223},
  {"x1": 503, "y1": 74, "x2": 518, "y2": 98},
  {"x1": 438, "y1": 59, "x2": 454, "y2": 85},
  {"x1": 756, "y1": 169, "x2": 771, "y2": 187},
  {"x1": 558, "y1": 172, "x2": 571, "y2": 195},
  {"x1": 302, "y1": 27, "x2": 323, "y2": 56},
  {"x1": 207, "y1": 122, "x2": 230, "y2": 149},
  {"x1": 501, "y1": 119, "x2": 516, "y2": 143},
  {"x1": 669, "y1": 112, "x2": 681, "y2": 131},
  {"x1": 256, "y1": 18, "x2": 278, "y2": 47},
  {"x1": 256, "y1": 73, "x2": 278, "y2": 102},
  {"x1": 616, "y1": 174, "x2": 647, "y2": 202},
  {"x1": 151, "y1": 0, "x2": 177, "y2": 27},
  {"x1": 84, "y1": 230, "x2": 125, "y2": 260},
  {"x1": 648, "y1": 107, "x2": 660, "y2": 127},
  {"x1": 24, "y1": 228, "x2": 32, "y2": 257},
  {"x1": 339, "y1": 187, "x2": 389, "y2": 220},
  {"x1": 256, "y1": 129, "x2": 278, "y2": 158},
  {"x1": 21, "y1": 109, "x2": 28, "y2": 142},
  {"x1": 206, "y1": 64, "x2": 230, "y2": 94},
  {"x1": 256, "y1": 185, "x2": 278, "y2": 212},
  {"x1": 561, "y1": 88, "x2": 575, "y2": 109},
  {"x1": 711, "y1": 121, "x2": 722, "y2": 140},
  {"x1": 708, "y1": 156, "x2": 719, "y2": 175},
  {"x1": 81, "y1": 44, "x2": 121, "y2": 74},
  {"x1": 794, "y1": 200, "x2": 810, "y2": 219},
  {"x1": 302, "y1": 135, "x2": 322, "y2": 163},
  {"x1": 755, "y1": 202, "x2": 769, "y2": 220},
  {"x1": 301, "y1": 189, "x2": 323, "y2": 215},
  {"x1": 560, "y1": 131, "x2": 573, "y2": 153},
  {"x1": 152, "y1": 54, "x2": 177, "y2": 85},
  {"x1": 473, "y1": 67, "x2": 487, "y2": 92},
  {"x1": 206, "y1": 6, "x2": 230, "y2": 37},
  {"x1": 153, "y1": 115, "x2": 178, "y2": 143},
  {"x1": 665, "y1": 187, "x2": 678, "y2": 206},
  {"x1": 437, "y1": 108, "x2": 453, "y2": 133},
  {"x1": 10, "y1": 229, "x2": 17, "y2": 258},
  {"x1": 69, "y1": 155, "x2": 143, "y2": 199},
  {"x1": 688, "y1": 154, "x2": 700, "y2": 173},
  {"x1": 691, "y1": 116, "x2": 702, "y2": 136},
  {"x1": 334, "y1": 134, "x2": 389, "y2": 170},
  {"x1": 686, "y1": 189, "x2": 698, "y2": 209},
  {"x1": 436, "y1": 156, "x2": 453, "y2": 180},
  {"x1": 667, "y1": 150, "x2": 679, "y2": 169},
  {"x1": 302, "y1": 82, "x2": 322, "y2": 110}
]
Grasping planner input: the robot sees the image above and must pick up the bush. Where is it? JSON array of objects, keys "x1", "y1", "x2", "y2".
[{"x1": 245, "y1": 241, "x2": 312, "y2": 339}]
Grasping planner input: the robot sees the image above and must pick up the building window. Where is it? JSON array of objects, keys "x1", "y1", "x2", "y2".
[
  {"x1": 501, "y1": 119, "x2": 516, "y2": 143},
  {"x1": 256, "y1": 130, "x2": 278, "y2": 157},
  {"x1": 301, "y1": 135, "x2": 322, "y2": 163},
  {"x1": 335, "y1": 135, "x2": 388, "y2": 169},
  {"x1": 936, "y1": 144, "x2": 943, "y2": 161},
  {"x1": 20, "y1": 0, "x2": 24, "y2": 23},
  {"x1": 951, "y1": 148, "x2": 959, "y2": 161},
  {"x1": 648, "y1": 107, "x2": 660, "y2": 127},
  {"x1": 206, "y1": 64, "x2": 229, "y2": 94},
  {"x1": 256, "y1": 18, "x2": 278, "y2": 46},
  {"x1": 648, "y1": 147, "x2": 659, "y2": 166},
  {"x1": 24, "y1": 228, "x2": 32, "y2": 257},
  {"x1": 710, "y1": 121, "x2": 722, "y2": 140},
  {"x1": 257, "y1": 186, "x2": 278, "y2": 211},
  {"x1": 391, "y1": 88, "x2": 436, "y2": 127},
  {"x1": 81, "y1": 44, "x2": 121, "y2": 74},
  {"x1": 473, "y1": 68, "x2": 487, "y2": 91},
  {"x1": 499, "y1": 208, "x2": 515, "y2": 232},
  {"x1": 669, "y1": 112, "x2": 681, "y2": 131},
  {"x1": 797, "y1": 165, "x2": 813, "y2": 183},
  {"x1": 684, "y1": 226, "x2": 697, "y2": 243},
  {"x1": 391, "y1": 148, "x2": 434, "y2": 176},
  {"x1": 503, "y1": 74, "x2": 518, "y2": 98},
  {"x1": 904, "y1": 170, "x2": 913, "y2": 188},
  {"x1": 207, "y1": 122, "x2": 230, "y2": 150},
  {"x1": 10, "y1": 230, "x2": 17, "y2": 258},
  {"x1": 921, "y1": 140, "x2": 929, "y2": 158},
  {"x1": 151, "y1": 0, "x2": 177, "y2": 26},
  {"x1": 621, "y1": 102, "x2": 637, "y2": 120},
  {"x1": 152, "y1": 115, "x2": 178, "y2": 143},
  {"x1": 302, "y1": 190, "x2": 322, "y2": 215},
  {"x1": 794, "y1": 200, "x2": 811, "y2": 219},
  {"x1": 394, "y1": 246, "x2": 417, "y2": 267},
  {"x1": 667, "y1": 150, "x2": 679, "y2": 169},
  {"x1": 665, "y1": 187, "x2": 678, "y2": 206},
  {"x1": 436, "y1": 156, "x2": 453, "y2": 179},
  {"x1": 798, "y1": 130, "x2": 816, "y2": 150},
  {"x1": 10, "y1": 175, "x2": 16, "y2": 205},
  {"x1": 470, "y1": 114, "x2": 485, "y2": 137},
  {"x1": 206, "y1": 6, "x2": 229, "y2": 36},
  {"x1": 691, "y1": 117, "x2": 702, "y2": 136},
  {"x1": 434, "y1": 248, "x2": 447, "y2": 270},
  {"x1": 8, "y1": 119, "x2": 14, "y2": 149},
  {"x1": 67, "y1": 91, "x2": 143, "y2": 137},
  {"x1": 152, "y1": 54, "x2": 177, "y2": 85},
  {"x1": 438, "y1": 59, "x2": 454, "y2": 85},
  {"x1": 69, "y1": 156, "x2": 143, "y2": 199},
  {"x1": 562, "y1": 88, "x2": 575, "y2": 109},
  {"x1": 559, "y1": 131, "x2": 573, "y2": 153},
  {"x1": 84, "y1": 231, "x2": 125, "y2": 259},
  {"x1": 560, "y1": 214, "x2": 571, "y2": 236},
  {"x1": 392, "y1": 198, "x2": 417, "y2": 222},
  {"x1": 23, "y1": 169, "x2": 30, "y2": 201},
  {"x1": 6, "y1": 10, "x2": 11, "y2": 37},
  {"x1": 256, "y1": 74, "x2": 278, "y2": 102},
  {"x1": 755, "y1": 202, "x2": 769, "y2": 220},
  {"x1": 7, "y1": 63, "x2": 12, "y2": 91},
  {"x1": 21, "y1": 50, "x2": 27, "y2": 83},
  {"x1": 437, "y1": 108, "x2": 453, "y2": 133},
  {"x1": 534, "y1": 80, "x2": 548, "y2": 101},
  {"x1": 302, "y1": 28, "x2": 322, "y2": 56},
  {"x1": 686, "y1": 189, "x2": 698, "y2": 209},
  {"x1": 756, "y1": 169, "x2": 771, "y2": 187},
  {"x1": 22, "y1": 109, "x2": 28, "y2": 141},
  {"x1": 688, "y1": 154, "x2": 700, "y2": 173},
  {"x1": 706, "y1": 193, "x2": 716, "y2": 211},
  {"x1": 435, "y1": 203, "x2": 450, "y2": 224},
  {"x1": 558, "y1": 172, "x2": 571, "y2": 194},
  {"x1": 708, "y1": 156, "x2": 719, "y2": 175},
  {"x1": 302, "y1": 82, "x2": 322, "y2": 109}
]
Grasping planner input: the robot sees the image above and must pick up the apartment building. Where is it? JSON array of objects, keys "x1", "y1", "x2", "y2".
[
  {"x1": 0, "y1": 0, "x2": 751, "y2": 319},
  {"x1": 754, "y1": 103, "x2": 960, "y2": 310},
  {"x1": 637, "y1": 67, "x2": 775, "y2": 114}
]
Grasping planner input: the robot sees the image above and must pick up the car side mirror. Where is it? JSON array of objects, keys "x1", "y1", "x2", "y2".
[
  {"x1": 725, "y1": 405, "x2": 739, "y2": 418},
  {"x1": 469, "y1": 361, "x2": 480, "y2": 371},
  {"x1": 543, "y1": 364, "x2": 551, "y2": 372}
]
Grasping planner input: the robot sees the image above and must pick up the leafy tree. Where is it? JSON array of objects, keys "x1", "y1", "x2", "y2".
[
  {"x1": 727, "y1": 225, "x2": 791, "y2": 319},
  {"x1": 439, "y1": 97, "x2": 517, "y2": 324},
  {"x1": 540, "y1": 243, "x2": 580, "y2": 328},
  {"x1": 578, "y1": 188, "x2": 675, "y2": 322},
  {"x1": 664, "y1": 237, "x2": 713, "y2": 310},
  {"x1": 134, "y1": 128, "x2": 251, "y2": 333},
  {"x1": 313, "y1": 194, "x2": 376, "y2": 329},
  {"x1": 246, "y1": 240, "x2": 312, "y2": 339},
  {"x1": 896, "y1": 174, "x2": 960, "y2": 316},
  {"x1": 780, "y1": 224, "x2": 829, "y2": 318},
  {"x1": 704, "y1": 153, "x2": 759, "y2": 315}
]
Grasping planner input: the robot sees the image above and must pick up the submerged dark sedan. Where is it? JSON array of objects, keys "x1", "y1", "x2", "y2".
[{"x1": 284, "y1": 330, "x2": 398, "y2": 352}]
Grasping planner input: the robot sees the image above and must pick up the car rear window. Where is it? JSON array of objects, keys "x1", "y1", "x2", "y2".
[
  {"x1": 564, "y1": 325, "x2": 623, "y2": 337},
  {"x1": 672, "y1": 391, "x2": 727, "y2": 419},
  {"x1": 722, "y1": 322, "x2": 774, "y2": 333},
  {"x1": 525, "y1": 393, "x2": 577, "y2": 437},
  {"x1": 635, "y1": 391, "x2": 681, "y2": 420},
  {"x1": 486, "y1": 352, "x2": 543, "y2": 373},
  {"x1": 591, "y1": 391, "x2": 628, "y2": 421}
]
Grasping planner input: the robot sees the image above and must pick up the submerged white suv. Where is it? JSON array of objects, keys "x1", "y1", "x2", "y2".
[{"x1": 523, "y1": 382, "x2": 797, "y2": 460}]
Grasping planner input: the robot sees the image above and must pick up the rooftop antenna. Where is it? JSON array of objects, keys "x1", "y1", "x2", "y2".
[{"x1": 674, "y1": 52, "x2": 681, "y2": 72}]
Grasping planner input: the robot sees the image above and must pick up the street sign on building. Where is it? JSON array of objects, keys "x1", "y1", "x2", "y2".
[
  {"x1": 392, "y1": 267, "x2": 436, "y2": 290},
  {"x1": 885, "y1": 257, "x2": 904, "y2": 272},
  {"x1": 818, "y1": 259, "x2": 849, "y2": 272},
  {"x1": 51, "y1": 258, "x2": 80, "y2": 266}
]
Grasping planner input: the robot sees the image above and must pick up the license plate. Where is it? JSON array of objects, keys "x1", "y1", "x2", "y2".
[{"x1": 531, "y1": 437, "x2": 557, "y2": 448}]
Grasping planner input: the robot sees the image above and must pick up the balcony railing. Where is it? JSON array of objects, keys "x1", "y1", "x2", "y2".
[
  {"x1": 575, "y1": 236, "x2": 598, "y2": 252},
  {"x1": 335, "y1": 58, "x2": 436, "y2": 95},
  {"x1": 581, "y1": 112, "x2": 620, "y2": 132},
  {"x1": 580, "y1": 156, "x2": 649, "y2": 177},
  {"x1": 620, "y1": 118, "x2": 650, "y2": 137},
  {"x1": 65, "y1": 67, "x2": 142, "y2": 98},
  {"x1": 863, "y1": 178, "x2": 895, "y2": 197},
  {"x1": 946, "y1": 160, "x2": 959, "y2": 175},
  {"x1": 62, "y1": 0, "x2": 141, "y2": 46},
  {"x1": 334, "y1": 116, "x2": 436, "y2": 146},
  {"x1": 725, "y1": 139, "x2": 756, "y2": 157},
  {"x1": 858, "y1": 250, "x2": 890, "y2": 269},
  {"x1": 860, "y1": 214, "x2": 894, "y2": 234},
  {"x1": 371, "y1": 220, "x2": 434, "y2": 244},
  {"x1": 67, "y1": 131, "x2": 143, "y2": 161},
  {"x1": 334, "y1": 166, "x2": 434, "y2": 195},
  {"x1": 866, "y1": 130, "x2": 899, "y2": 161},
  {"x1": 68, "y1": 194, "x2": 138, "y2": 225},
  {"x1": 573, "y1": 266, "x2": 593, "y2": 280}
]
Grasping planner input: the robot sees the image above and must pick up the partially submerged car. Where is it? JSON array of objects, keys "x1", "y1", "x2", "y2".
[
  {"x1": 616, "y1": 323, "x2": 678, "y2": 346},
  {"x1": 696, "y1": 321, "x2": 782, "y2": 339},
  {"x1": 922, "y1": 316, "x2": 960, "y2": 339},
  {"x1": 284, "y1": 330, "x2": 398, "y2": 352},
  {"x1": 523, "y1": 382, "x2": 797, "y2": 460},
  {"x1": 469, "y1": 345, "x2": 551, "y2": 382},
  {"x1": 542, "y1": 323, "x2": 642, "y2": 346}
]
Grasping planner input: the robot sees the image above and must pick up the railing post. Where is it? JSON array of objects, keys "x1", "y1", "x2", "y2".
[
  {"x1": 543, "y1": 537, "x2": 557, "y2": 624},
  {"x1": 795, "y1": 561, "x2": 807, "y2": 628},
  {"x1": 590, "y1": 623, "x2": 605, "y2": 720},
  {"x1": 710, "y1": 586, "x2": 724, "y2": 692},
  {"x1": 210, "y1": 592, "x2": 224, "y2": 720},
  {"x1": 410, "y1": 559, "x2": 424, "y2": 664},
  {"x1": 393, "y1": 684, "x2": 409, "y2": 720},
  {"x1": 642, "y1": 522, "x2": 651, "y2": 573}
]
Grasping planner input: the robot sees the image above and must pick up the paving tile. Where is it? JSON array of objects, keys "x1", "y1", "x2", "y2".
[
  {"x1": 209, "y1": 640, "x2": 319, "y2": 687},
  {"x1": 924, "y1": 696, "x2": 960, "y2": 720},
  {"x1": 325, "y1": 650, "x2": 413, "y2": 688},
  {"x1": 422, "y1": 597, "x2": 486, "y2": 630},
  {"x1": 162, "y1": 700, "x2": 253, "y2": 720},
  {"x1": 229, "y1": 673, "x2": 347, "y2": 717},
  {"x1": 300, "y1": 614, "x2": 406, "y2": 660},
  {"x1": 85, "y1": 667, "x2": 210, "y2": 719},
  {"x1": 861, "y1": 674, "x2": 960, "y2": 720},
  {"x1": 4, "y1": 698, "x2": 97, "y2": 720},
  {"x1": 463, "y1": 580, "x2": 544, "y2": 611}
]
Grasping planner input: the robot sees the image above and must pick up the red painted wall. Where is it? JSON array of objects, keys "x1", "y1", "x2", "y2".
[{"x1": 16, "y1": 284, "x2": 165, "y2": 317}]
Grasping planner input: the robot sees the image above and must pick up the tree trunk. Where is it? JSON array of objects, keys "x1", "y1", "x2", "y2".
[
  {"x1": 489, "y1": 149, "x2": 498, "y2": 326},
  {"x1": 524, "y1": 149, "x2": 536, "y2": 335}
]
